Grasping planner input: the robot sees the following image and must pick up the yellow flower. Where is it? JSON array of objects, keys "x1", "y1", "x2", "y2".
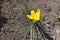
[{"x1": 26, "y1": 9, "x2": 41, "y2": 21}]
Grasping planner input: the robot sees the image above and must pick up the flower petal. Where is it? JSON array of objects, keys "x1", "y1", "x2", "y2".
[
  {"x1": 36, "y1": 9, "x2": 40, "y2": 15},
  {"x1": 34, "y1": 16, "x2": 40, "y2": 21},
  {"x1": 31, "y1": 10, "x2": 35, "y2": 15},
  {"x1": 26, "y1": 9, "x2": 41, "y2": 21},
  {"x1": 26, "y1": 14, "x2": 33, "y2": 19},
  {"x1": 36, "y1": 9, "x2": 41, "y2": 21}
]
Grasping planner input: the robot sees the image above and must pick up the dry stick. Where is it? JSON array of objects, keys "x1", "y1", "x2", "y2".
[
  {"x1": 38, "y1": 21, "x2": 53, "y2": 40},
  {"x1": 41, "y1": 21, "x2": 51, "y2": 33},
  {"x1": 40, "y1": 20, "x2": 51, "y2": 27}
]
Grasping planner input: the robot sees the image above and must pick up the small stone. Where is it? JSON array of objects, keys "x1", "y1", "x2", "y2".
[
  {"x1": 51, "y1": 36, "x2": 56, "y2": 40},
  {"x1": 56, "y1": 29, "x2": 60, "y2": 34}
]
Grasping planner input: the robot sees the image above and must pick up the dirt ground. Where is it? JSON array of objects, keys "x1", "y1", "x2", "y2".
[{"x1": 0, "y1": 0, "x2": 60, "y2": 40}]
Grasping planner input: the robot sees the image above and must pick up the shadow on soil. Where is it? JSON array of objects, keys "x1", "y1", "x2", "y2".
[{"x1": 0, "y1": 0, "x2": 8, "y2": 32}]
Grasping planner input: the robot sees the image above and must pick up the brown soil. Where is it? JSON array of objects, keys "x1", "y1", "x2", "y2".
[{"x1": 0, "y1": 0, "x2": 60, "y2": 40}]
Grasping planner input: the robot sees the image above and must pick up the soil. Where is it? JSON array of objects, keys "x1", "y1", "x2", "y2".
[{"x1": 0, "y1": 0, "x2": 60, "y2": 40}]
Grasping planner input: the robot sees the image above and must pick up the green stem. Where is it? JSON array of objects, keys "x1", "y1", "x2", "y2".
[
  {"x1": 30, "y1": 26, "x2": 33, "y2": 40},
  {"x1": 35, "y1": 24, "x2": 39, "y2": 40},
  {"x1": 23, "y1": 22, "x2": 35, "y2": 40},
  {"x1": 30, "y1": 22, "x2": 35, "y2": 40}
]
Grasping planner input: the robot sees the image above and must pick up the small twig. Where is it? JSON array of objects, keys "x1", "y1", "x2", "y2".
[{"x1": 40, "y1": 20, "x2": 51, "y2": 27}]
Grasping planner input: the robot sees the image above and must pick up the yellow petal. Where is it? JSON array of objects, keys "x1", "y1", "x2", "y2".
[
  {"x1": 34, "y1": 16, "x2": 40, "y2": 21},
  {"x1": 34, "y1": 19, "x2": 39, "y2": 21},
  {"x1": 36, "y1": 9, "x2": 41, "y2": 20},
  {"x1": 26, "y1": 14, "x2": 33, "y2": 19},
  {"x1": 31, "y1": 10, "x2": 35, "y2": 15},
  {"x1": 36, "y1": 9, "x2": 40, "y2": 15},
  {"x1": 26, "y1": 9, "x2": 41, "y2": 22}
]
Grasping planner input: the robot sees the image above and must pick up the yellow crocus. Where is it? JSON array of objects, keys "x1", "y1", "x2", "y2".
[{"x1": 26, "y1": 9, "x2": 41, "y2": 21}]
